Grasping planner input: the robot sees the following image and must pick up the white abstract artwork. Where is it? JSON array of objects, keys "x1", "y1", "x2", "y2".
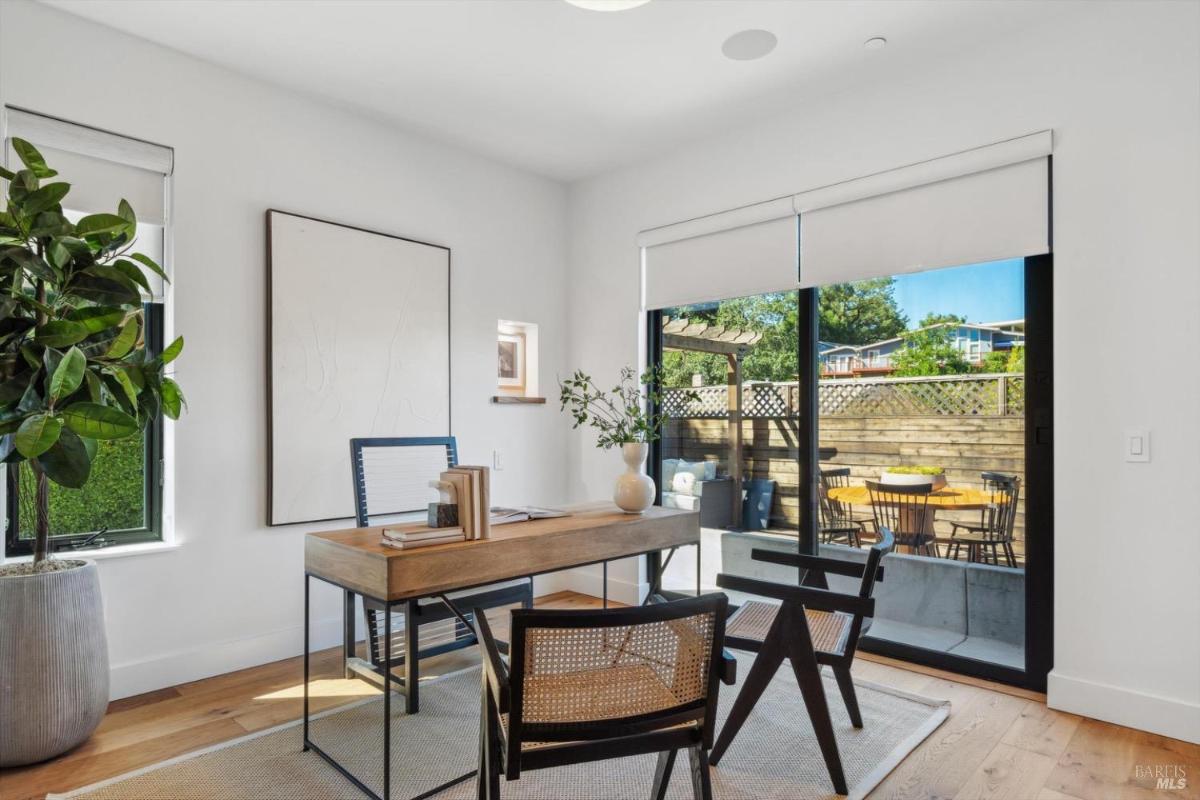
[{"x1": 267, "y1": 210, "x2": 450, "y2": 525}]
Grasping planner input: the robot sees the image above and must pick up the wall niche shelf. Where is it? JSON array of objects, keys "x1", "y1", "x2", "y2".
[{"x1": 491, "y1": 396, "x2": 547, "y2": 405}]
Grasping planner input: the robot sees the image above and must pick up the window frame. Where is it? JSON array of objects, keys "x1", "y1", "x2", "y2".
[{"x1": 4, "y1": 303, "x2": 165, "y2": 555}]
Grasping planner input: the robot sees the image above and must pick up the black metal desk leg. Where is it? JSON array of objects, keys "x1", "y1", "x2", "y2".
[
  {"x1": 303, "y1": 574, "x2": 310, "y2": 751},
  {"x1": 404, "y1": 600, "x2": 419, "y2": 713},
  {"x1": 383, "y1": 602, "x2": 392, "y2": 800},
  {"x1": 343, "y1": 589, "x2": 356, "y2": 679},
  {"x1": 697, "y1": 540, "x2": 702, "y2": 597},
  {"x1": 602, "y1": 561, "x2": 608, "y2": 608}
]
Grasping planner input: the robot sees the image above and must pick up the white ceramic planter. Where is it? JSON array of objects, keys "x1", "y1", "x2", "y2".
[
  {"x1": 613, "y1": 442, "x2": 655, "y2": 514},
  {"x1": 880, "y1": 469, "x2": 947, "y2": 491},
  {"x1": 0, "y1": 559, "x2": 109, "y2": 767}
]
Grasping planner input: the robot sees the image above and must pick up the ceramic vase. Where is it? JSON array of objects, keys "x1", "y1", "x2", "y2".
[{"x1": 613, "y1": 442, "x2": 655, "y2": 514}]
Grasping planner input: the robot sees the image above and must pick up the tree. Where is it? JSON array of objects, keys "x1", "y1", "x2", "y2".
[
  {"x1": 660, "y1": 292, "x2": 799, "y2": 386},
  {"x1": 980, "y1": 345, "x2": 1024, "y2": 374},
  {"x1": 917, "y1": 312, "x2": 965, "y2": 328},
  {"x1": 0, "y1": 139, "x2": 185, "y2": 563},
  {"x1": 891, "y1": 325, "x2": 970, "y2": 376},
  {"x1": 818, "y1": 278, "x2": 908, "y2": 345}
]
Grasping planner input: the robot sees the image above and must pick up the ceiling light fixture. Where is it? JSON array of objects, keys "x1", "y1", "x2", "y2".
[
  {"x1": 564, "y1": 0, "x2": 651, "y2": 11},
  {"x1": 864, "y1": 36, "x2": 888, "y2": 51},
  {"x1": 722, "y1": 29, "x2": 778, "y2": 61}
]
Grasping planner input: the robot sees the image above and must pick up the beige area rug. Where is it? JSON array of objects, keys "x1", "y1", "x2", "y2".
[{"x1": 50, "y1": 656, "x2": 948, "y2": 800}]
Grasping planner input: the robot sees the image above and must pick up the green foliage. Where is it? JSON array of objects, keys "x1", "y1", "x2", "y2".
[
  {"x1": 16, "y1": 435, "x2": 145, "y2": 538},
  {"x1": 559, "y1": 365, "x2": 692, "y2": 450},
  {"x1": 979, "y1": 345, "x2": 1024, "y2": 374},
  {"x1": 0, "y1": 138, "x2": 184, "y2": 560},
  {"x1": 918, "y1": 312, "x2": 966, "y2": 327},
  {"x1": 886, "y1": 465, "x2": 945, "y2": 476},
  {"x1": 891, "y1": 325, "x2": 970, "y2": 377},
  {"x1": 818, "y1": 278, "x2": 908, "y2": 345}
]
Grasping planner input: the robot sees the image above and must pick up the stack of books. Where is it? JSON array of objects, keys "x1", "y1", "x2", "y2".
[
  {"x1": 380, "y1": 526, "x2": 465, "y2": 550},
  {"x1": 438, "y1": 465, "x2": 491, "y2": 539}
]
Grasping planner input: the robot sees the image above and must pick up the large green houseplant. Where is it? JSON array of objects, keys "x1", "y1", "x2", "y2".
[{"x1": 0, "y1": 138, "x2": 184, "y2": 766}]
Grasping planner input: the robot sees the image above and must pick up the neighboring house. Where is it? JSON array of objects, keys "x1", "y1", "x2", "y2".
[{"x1": 820, "y1": 320, "x2": 1025, "y2": 377}]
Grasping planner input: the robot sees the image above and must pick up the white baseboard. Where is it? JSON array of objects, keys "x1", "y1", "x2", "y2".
[
  {"x1": 536, "y1": 568, "x2": 645, "y2": 606},
  {"x1": 109, "y1": 617, "x2": 344, "y2": 701},
  {"x1": 1048, "y1": 670, "x2": 1200, "y2": 744}
]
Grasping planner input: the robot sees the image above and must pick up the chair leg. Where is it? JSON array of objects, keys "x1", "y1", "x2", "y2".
[
  {"x1": 709, "y1": 637, "x2": 786, "y2": 765},
  {"x1": 1004, "y1": 542, "x2": 1017, "y2": 568},
  {"x1": 687, "y1": 746, "x2": 713, "y2": 800},
  {"x1": 784, "y1": 606, "x2": 848, "y2": 796},
  {"x1": 485, "y1": 693, "x2": 501, "y2": 800},
  {"x1": 651, "y1": 750, "x2": 677, "y2": 800},
  {"x1": 477, "y1": 680, "x2": 489, "y2": 800},
  {"x1": 832, "y1": 664, "x2": 862, "y2": 728}
]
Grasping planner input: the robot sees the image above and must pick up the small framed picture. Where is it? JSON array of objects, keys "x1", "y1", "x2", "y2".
[{"x1": 497, "y1": 332, "x2": 525, "y2": 389}]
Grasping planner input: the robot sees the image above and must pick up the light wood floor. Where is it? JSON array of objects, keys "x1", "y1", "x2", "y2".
[{"x1": 3, "y1": 591, "x2": 1197, "y2": 800}]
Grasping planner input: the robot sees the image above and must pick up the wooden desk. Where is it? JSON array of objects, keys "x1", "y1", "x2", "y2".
[
  {"x1": 301, "y1": 504, "x2": 701, "y2": 800},
  {"x1": 305, "y1": 504, "x2": 700, "y2": 602}
]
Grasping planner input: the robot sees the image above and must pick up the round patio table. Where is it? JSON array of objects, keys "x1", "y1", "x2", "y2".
[{"x1": 827, "y1": 485, "x2": 995, "y2": 510}]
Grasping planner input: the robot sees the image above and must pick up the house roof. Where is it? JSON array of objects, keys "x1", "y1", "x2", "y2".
[{"x1": 819, "y1": 319, "x2": 1026, "y2": 356}]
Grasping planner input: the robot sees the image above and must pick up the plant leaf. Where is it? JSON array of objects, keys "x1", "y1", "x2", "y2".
[
  {"x1": 104, "y1": 368, "x2": 139, "y2": 413},
  {"x1": 111, "y1": 259, "x2": 152, "y2": 296},
  {"x1": 36, "y1": 427, "x2": 92, "y2": 489},
  {"x1": 74, "y1": 213, "x2": 129, "y2": 238},
  {"x1": 15, "y1": 413, "x2": 62, "y2": 457},
  {"x1": 49, "y1": 346, "x2": 86, "y2": 403},
  {"x1": 21, "y1": 182, "x2": 70, "y2": 216},
  {"x1": 35, "y1": 320, "x2": 91, "y2": 348},
  {"x1": 67, "y1": 306, "x2": 126, "y2": 334},
  {"x1": 130, "y1": 251, "x2": 169, "y2": 283},
  {"x1": 11, "y1": 138, "x2": 58, "y2": 179},
  {"x1": 83, "y1": 369, "x2": 103, "y2": 403},
  {"x1": 106, "y1": 317, "x2": 139, "y2": 358},
  {"x1": 61, "y1": 402, "x2": 139, "y2": 440},
  {"x1": 161, "y1": 377, "x2": 186, "y2": 419},
  {"x1": 161, "y1": 335, "x2": 184, "y2": 365}
]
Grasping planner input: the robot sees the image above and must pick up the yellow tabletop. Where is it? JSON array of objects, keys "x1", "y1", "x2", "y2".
[{"x1": 828, "y1": 485, "x2": 996, "y2": 510}]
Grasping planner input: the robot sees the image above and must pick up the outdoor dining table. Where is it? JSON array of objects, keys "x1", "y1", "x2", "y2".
[{"x1": 827, "y1": 484, "x2": 998, "y2": 549}]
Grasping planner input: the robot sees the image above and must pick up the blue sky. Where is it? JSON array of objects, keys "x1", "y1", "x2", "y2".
[{"x1": 892, "y1": 258, "x2": 1025, "y2": 326}]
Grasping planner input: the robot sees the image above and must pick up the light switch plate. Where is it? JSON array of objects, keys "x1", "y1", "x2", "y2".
[{"x1": 1124, "y1": 429, "x2": 1150, "y2": 462}]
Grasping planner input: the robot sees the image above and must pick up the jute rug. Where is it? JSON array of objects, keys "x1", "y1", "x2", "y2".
[{"x1": 50, "y1": 656, "x2": 948, "y2": 800}]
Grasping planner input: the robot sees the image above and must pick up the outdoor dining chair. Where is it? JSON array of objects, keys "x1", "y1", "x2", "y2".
[
  {"x1": 473, "y1": 594, "x2": 729, "y2": 800},
  {"x1": 819, "y1": 467, "x2": 873, "y2": 547},
  {"x1": 866, "y1": 480, "x2": 937, "y2": 556},
  {"x1": 710, "y1": 529, "x2": 895, "y2": 796},
  {"x1": 947, "y1": 472, "x2": 1021, "y2": 567}
]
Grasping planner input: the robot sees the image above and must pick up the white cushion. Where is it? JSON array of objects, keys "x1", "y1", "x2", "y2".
[
  {"x1": 662, "y1": 458, "x2": 681, "y2": 486},
  {"x1": 671, "y1": 471, "x2": 697, "y2": 496}
]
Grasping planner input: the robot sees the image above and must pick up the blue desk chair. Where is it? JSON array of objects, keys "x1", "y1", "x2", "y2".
[{"x1": 349, "y1": 436, "x2": 533, "y2": 713}]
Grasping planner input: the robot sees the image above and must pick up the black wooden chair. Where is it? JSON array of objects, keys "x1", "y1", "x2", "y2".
[
  {"x1": 867, "y1": 480, "x2": 936, "y2": 556},
  {"x1": 948, "y1": 472, "x2": 1021, "y2": 567},
  {"x1": 349, "y1": 436, "x2": 532, "y2": 713},
  {"x1": 710, "y1": 530, "x2": 894, "y2": 796},
  {"x1": 819, "y1": 467, "x2": 872, "y2": 547},
  {"x1": 474, "y1": 594, "x2": 729, "y2": 800}
]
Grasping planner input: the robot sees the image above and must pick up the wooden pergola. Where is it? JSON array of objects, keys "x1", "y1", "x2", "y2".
[{"x1": 662, "y1": 317, "x2": 763, "y2": 527}]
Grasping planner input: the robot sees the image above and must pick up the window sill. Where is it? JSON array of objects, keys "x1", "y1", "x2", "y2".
[{"x1": 2, "y1": 539, "x2": 182, "y2": 564}]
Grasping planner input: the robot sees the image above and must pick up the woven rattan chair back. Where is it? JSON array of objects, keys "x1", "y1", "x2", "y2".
[{"x1": 506, "y1": 594, "x2": 728, "y2": 750}]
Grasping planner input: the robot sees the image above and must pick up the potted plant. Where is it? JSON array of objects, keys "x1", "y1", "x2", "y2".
[
  {"x1": 881, "y1": 465, "x2": 947, "y2": 490},
  {"x1": 559, "y1": 366, "x2": 687, "y2": 514},
  {"x1": 0, "y1": 139, "x2": 184, "y2": 766}
]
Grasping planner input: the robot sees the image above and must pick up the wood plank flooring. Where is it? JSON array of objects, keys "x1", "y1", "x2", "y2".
[{"x1": 2, "y1": 591, "x2": 1196, "y2": 800}]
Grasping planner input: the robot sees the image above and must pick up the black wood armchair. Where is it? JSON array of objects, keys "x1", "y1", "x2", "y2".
[
  {"x1": 710, "y1": 529, "x2": 894, "y2": 796},
  {"x1": 473, "y1": 594, "x2": 729, "y2": 800}
]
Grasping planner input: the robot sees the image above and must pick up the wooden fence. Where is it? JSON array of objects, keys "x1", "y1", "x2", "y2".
[{"x1": 661, "y1": 380, "x2": 1027, "y2": 545}]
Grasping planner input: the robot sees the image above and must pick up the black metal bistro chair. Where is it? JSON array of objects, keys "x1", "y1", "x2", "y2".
[
  {"x1": 819, "y1": 467, "x2": 872, "y2": 547},
  {"x1": 474, "y1": 594, "x2": 729, "y2": 800},
  {"x1": 349, "y1": 436, "x2": 532, "y2": 713},
  {"x1": 867, "y1": 480, "x2": 937, "y2": 556},
  {"x1": 948, "y1": 472, "x2": 1021, "y2": 567},
  {"x1": 710, "y1": 530, "x2": 894, "y2": 796}
]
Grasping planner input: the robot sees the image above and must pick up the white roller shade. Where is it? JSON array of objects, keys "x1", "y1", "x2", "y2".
[
  {"x1": 41, "y1": 146, "x2": 167, "y2": 225},
  {"x1": 5, "y1": 108, "x2": 172, "y2": 174},
  {"x1": 640, "y1": 199, "x2": 798, "y2": 310},
  {"x1": 798, "y1": 132, "x2": 1051, "y2": 287}
]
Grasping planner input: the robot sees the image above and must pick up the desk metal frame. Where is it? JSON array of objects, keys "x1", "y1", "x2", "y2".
[{"x1": 302, "y1": 542, "x2": 700, "y2": 800}]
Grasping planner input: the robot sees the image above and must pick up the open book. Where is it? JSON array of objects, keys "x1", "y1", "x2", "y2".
[{"x1": 490, "y1": 506, "x2": 570, "y2": 525}]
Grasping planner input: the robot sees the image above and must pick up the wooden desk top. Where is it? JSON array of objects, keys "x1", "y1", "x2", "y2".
[{"x1": 304, "y1": 504, "x2": 700, "y2": 602}]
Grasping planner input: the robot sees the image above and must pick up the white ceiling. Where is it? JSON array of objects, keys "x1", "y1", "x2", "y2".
[{"x1": 43, "y1": 0, "x2": 1074, "y2": 181}]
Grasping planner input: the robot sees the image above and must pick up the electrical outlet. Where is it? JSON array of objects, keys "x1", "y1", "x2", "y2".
[
  {"x1": 493, "y1": 449, "x2": 504, "y2": 471},
  {"x1": 1124, "y1": 430, "x2": 1150, "y2": 463}
]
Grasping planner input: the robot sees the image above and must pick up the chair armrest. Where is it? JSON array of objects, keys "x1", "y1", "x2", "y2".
[
  {"x1": 750, "y1": 549, "x2": 884, "y2": 583},
  {"x1": 716, "y1": 573, "x2": 875, "y2": 617},
  {"x1": 472, "y1": 608, "x2": 509, "y2": 703},
  {"x1": 720, "y1": 649, "x2": 737, "y2": 685}
]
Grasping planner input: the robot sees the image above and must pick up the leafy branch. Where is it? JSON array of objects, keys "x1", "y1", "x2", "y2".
[{"x1": 558, "y1": 365, "x2": 694, "y2": 450}]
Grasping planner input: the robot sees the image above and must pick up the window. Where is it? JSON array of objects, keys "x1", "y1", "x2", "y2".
[{"x1": 3, "y1": 109, "x2": 172, "y2": 554}]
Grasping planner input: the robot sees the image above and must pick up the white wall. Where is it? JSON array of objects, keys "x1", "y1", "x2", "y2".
[
  {"x1": 0, "y1": 0, "x2": 570, "y2": 699},
  {"x1": 565, "y1": 1, "x2": 1200, "y2": 743}
]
